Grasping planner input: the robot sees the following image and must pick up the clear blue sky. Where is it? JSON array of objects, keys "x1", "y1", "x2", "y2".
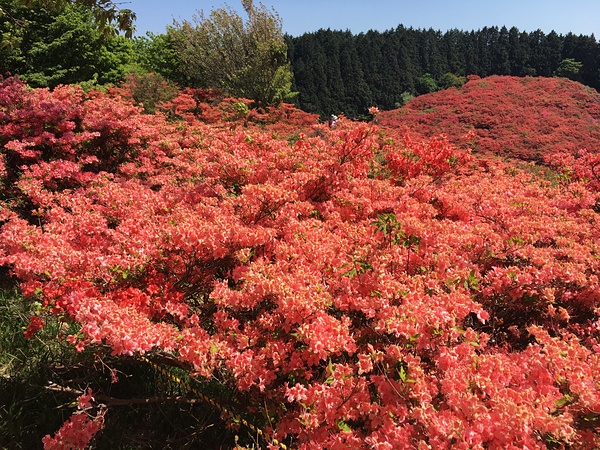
[{"x1": 125, "y1": 0, "x2": 600, "y2": 38}]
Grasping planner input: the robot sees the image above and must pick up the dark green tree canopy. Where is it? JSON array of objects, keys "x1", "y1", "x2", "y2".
[
  {"x1": 287, "y1": 25, "x2": 600, "y2": 118},
  {"x1": 11, "y1": 0, "x2": 136, "y2": 36},
  {"x1": 0, "y1": 0, "x2": 136, "y2": 87}
]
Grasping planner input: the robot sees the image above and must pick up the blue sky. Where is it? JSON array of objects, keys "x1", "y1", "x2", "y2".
[{"x1": 125, "y1": 0, "x2": 600, "y2": 38}]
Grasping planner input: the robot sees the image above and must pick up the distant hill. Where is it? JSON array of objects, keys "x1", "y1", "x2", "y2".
[{"x1": 378, "y1": 76, "x2": 600, "y2": 161}]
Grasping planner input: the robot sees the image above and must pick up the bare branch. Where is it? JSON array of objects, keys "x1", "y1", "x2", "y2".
[{"x1": 44, "y1": 382, "x2": 205, "y2": 407}]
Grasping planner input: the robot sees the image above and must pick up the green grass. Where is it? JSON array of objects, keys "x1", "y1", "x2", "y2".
[{"x1": 0, "y1": 288, "x2": 79, "y2": 448}]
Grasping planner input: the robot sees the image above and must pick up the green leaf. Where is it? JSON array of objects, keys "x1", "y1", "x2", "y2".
[
  {"x1": 337, "y1": 419, "x2": 352, "y2": 432},
  {"x1": 555, "y1": 394, "x2": 574, "y2": 409},
  {"x1": 397, "y1": 364, "x2": 416, "y2": 383}
]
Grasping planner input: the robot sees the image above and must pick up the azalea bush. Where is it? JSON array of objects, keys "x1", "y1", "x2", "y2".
[
  {"x1": 0, "y1": 75, "x2": 599, "y2": 449},
  {"x1": 378, "y1": 75, "x2": 600, "y2": 162}
]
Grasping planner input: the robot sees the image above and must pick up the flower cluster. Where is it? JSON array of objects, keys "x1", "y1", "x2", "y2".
[
  {"x1": 1, "y1": 75, "x2": 599, "y2": 448},
  {"x1": 42, "y1": 389, "x2": 105, "y2": 450}
]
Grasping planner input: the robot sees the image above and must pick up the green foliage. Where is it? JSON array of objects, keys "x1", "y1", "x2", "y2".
[
  {"x1": 555, "y1": 58, "x2": 583, "y2": 82},
  {"x1": 169, "y1": 0, "x2": 296, "y2": 106},
  {"x1": 439, "y1": 72, "x2": 467, "y2": 89},
  {"x1": 0, "y1": 288, "x2": 79, "y2": 447},
  {"x1": 15, "y1": 0, "x2": 136, "y2": 37},
  {"x1": 0, "y1": 0, "x2": 38, "y2": 76},
  {"x1": 232, "y1": 99, "x2": 249, "y2": 118},
  {"x1": 131, "y1": 30, "x2": 190, "y2": 86},
  {"x1": 394, "y1": 91, "x2": 415, "y2": 108},
  {"x1": 0, "y1": 288, "x2": 245, "y2": 448},
  {"x1": 373, "y1": 212, "x2": 421, "y2": 250},
  {"x1": 416, "y1": 72, "x2": 439, "y2": 95},
  {"x1": 0, "y1": 1, "x2": 136, "y2": 88}
]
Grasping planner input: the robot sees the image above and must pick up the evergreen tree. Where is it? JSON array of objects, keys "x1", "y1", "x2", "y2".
[
  {"x1": 338, "y1": 31, "x2": 371, "y2": 116},
  {"x1": 393, "y1": 26, "x2": 420, "y2": 101},
  {"x1": 442, "y1": 29, "x2": 467, "y2": 75},
  {"x1": 290, "y1": 31, "x2": 332, "y2": 116},
  {"x1": 355, "y1": 30, "x2": 385, "y2": 107},
  {"x1": 476, "y1": 27, "x2": 495, "y2": 76},
  {"x1": 527, "y1": 29, "x2": 563, "y2": 77},
  {"x1": 491, "y1": 26, "x2": 511, "y2": 74},
  {"x1": 418, "y1": 28, "x2": 445, "y2": 77},
  {"x1": 544, "y1": 31, "x2": 564, "y2": 76},
  {"x1": 320, "y1": 28, "x2": 345, "y2": 114},
  {"x1": 507, "y1": 27, "x2": 529, "y2": 76}
]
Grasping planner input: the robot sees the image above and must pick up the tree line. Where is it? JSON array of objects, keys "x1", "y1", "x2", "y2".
[
  {"x1": 286, "y1": 26, "x2": 600, "y2": 118},
  {"x1": 1, "y1": 0, "x2": 599, "y2": 117}
]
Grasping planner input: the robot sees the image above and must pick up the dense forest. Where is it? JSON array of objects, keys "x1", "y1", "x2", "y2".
[{"x1": 286, "y1": 26, "x2": 600, "y2": 117}]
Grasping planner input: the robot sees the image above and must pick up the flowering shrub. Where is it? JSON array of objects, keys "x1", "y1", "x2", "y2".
[
  {"x1": 120, "y1": 72, "x2": 179, "y2": 114},
  {"x1": 378, "y1": 75, "x2": 600, "y2": 161},
  {"x1": 42, "y1": 389, "x2": 105, "y2": 450},
  {"x1": 157, "y1": 87, "x2": 318, "y2": 138},
  {"x1": 1, "y1": 75, "x2": 599, "y2": 448}
]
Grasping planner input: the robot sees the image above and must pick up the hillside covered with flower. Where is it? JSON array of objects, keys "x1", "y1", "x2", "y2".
[
  {"x1": 1, "y1": 74, "x2": 599, "y2": 449},
  {"x1": 378, "y1": 75, "x2": 600, "y2": 162}
]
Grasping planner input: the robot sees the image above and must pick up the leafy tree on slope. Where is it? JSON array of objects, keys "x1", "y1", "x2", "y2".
[{"x1": 169, "y1": 0, "x2": 296, "y2": 106}]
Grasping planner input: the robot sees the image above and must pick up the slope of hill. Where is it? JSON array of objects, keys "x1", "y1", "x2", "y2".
[{"x1": 378, "y1": 76, "x2": 600, "y2": 161}]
